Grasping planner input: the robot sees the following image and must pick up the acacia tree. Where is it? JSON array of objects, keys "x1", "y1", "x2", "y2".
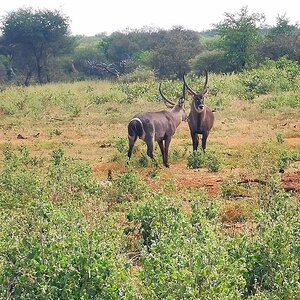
[
  {"x1": 215, "y1": 7, "x2": 265, "y2": 71},
  {"x1": 0, "y1": 7, "x2": 72, "y2": 85}
]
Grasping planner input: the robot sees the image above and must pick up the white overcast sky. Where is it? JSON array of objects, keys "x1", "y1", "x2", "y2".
[{"x1": 0, "y1": 0, "x2": 299, "y2": 36}]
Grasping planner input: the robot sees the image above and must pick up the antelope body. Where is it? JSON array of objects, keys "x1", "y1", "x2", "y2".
[
  {"x1": 127, "y1": 83, "x2": 186, "y2": 167},
  {"x1": 183, "y1": 71, "x2": 214, "y2": 152}
]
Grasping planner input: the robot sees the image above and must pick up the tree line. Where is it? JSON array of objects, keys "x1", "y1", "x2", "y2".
[{"x1": 0, "y1": 6, "x2": 300, "y2": 86}]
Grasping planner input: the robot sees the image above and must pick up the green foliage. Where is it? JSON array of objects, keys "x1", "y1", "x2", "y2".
[
  {"x1": 6, "y1": 177, "x2": 297, "y2": 299},
  {"x1": 117, "y1": 81, "x2": 158, "y2": 103},
  {"x1": 190, "y1": 49, "x2": 230, "y2": 74},
  {"x1": 0, "y1": 84, "x2": 89, "y2": 118},
  {"x1": 137, "y1": 154, "x2": 150, "y2": 167},
  {"x1": 205, "y1": 150, "x2": 222, "y2": 172},
  {"x1": 187, "y1": 150, "x2": 222, "y2": 171},
  {"x1": 49, "y1": 128, "x2": 63, "y2": 137},
  {"x1": 1, "y1": 141, "x2": 300, "y2": 298},
  {"x1": 276, "y1": 132, "x2": 284, "y2": 144},
  {"x1": 277, "y1": 149, "x2": 300, "y2": 172},
  {"x1": 47, "y1": 149, "x2": 100, "y2": 203},
  {"x1": 187, "y1": 150, "x2": 206, "y2": 169},
  {"x1": 107, "y1": 171, "x2": 149, "y2": 203},
  {"x1": 220, "y1": 178, "x2": 250, "y2": 199},
  {"x1": 118, "y1": 66, "x2": 156, "y2": 83},
  {"x1": 0, "y1": 145, "x2": 44, "y2": 209},
  {"x1": 0, "y1": 147, "x2": 135, "y2": 298},
  {"x1": 90, "y1": 88, "x2": 126, "y2": 105},
  {"x1": 247, "y1": 141, "x2": 300, "y2": 180},
  {"x1": 243, "y1": 192, "x2": 300, "y2": 298},
  {"x1": 128, "y1": 195, "x2": 247, "y2": 299},
  {"x1": 0, "y1": 7, "x2": 72, "y2": 85},
  {"x1": 239, "y1": 57, "x2": 300, "y2": 100},
  {"x1": 115, "y1": 137, "x2": 128, "y2": 155},
  {"x1": 215, "y1": 6, "x2": 265, "y2": 71},
  {"x1": 259, "y1": 15, "x2": 300, "y2": 62},
  {"x1": 169, "y1": 147, "x2": 188, "y2": 162},
  {"x1": 0, "y1": 204, "x2": 134, "y2": 299},
  {"x1": 260, "y1": 92, "x2": 300, "y2": 110},
  {"x1": 149, "y1": 26, "x2": 202, "y2": 78}
]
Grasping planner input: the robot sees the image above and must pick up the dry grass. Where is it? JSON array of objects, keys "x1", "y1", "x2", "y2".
[{"x1": 0, "y1": 79, "x2": 299, "y2": 200}]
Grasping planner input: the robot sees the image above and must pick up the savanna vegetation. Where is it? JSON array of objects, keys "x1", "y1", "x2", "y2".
[
  {"x1": 1, "y1": 6, "x2": 300, "y2": 85},
  {"x1": 0, "y1": 4, "x2": 300, "y2": 300},
  {"x1": 0, "y1": 56, "x2": 299, "y2": 299}
]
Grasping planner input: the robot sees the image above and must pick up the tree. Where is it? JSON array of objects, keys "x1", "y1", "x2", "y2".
[
  {"x1": 190, "y1": 50, "x2": 230, "y2": 74},
  {"x1": 98, "y1": 27, "x2": 203, "y2": 79},
  {"x1": 0, "y1": 7, "x2": 72, "y2": 85},
  {"x1": 257, "y1": 16, "x2": 300, "y2": 62},
  {"x1": 215, "y1": 6, "x2": 265, "y2": 71},
  {"x1": 101, "y1": 32, "x2": 139, "y2": 75},
  {"x1": 149, "y1": 27, "x2": 203, "y2": 79}
]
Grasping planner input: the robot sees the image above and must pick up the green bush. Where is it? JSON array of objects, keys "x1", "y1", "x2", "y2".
[
  {"x1": 242, "y1": 191, "x2": 300, "y2": 298},
  {"x1": 47, "y1": 148, "x2": 101, "y2": 203},
  {"x1": 260, "y1": 93, "x2": 300, "y2": 110},
  {"x1": 118, "y1": 66, "x2": 156, "y2": 83},
  {"x1": 0, "y1": 147, "x2": 135, "y2": 299},
  {"x1": 128, "y1": 195, "x2": 246, "y2": 299},
  {"x1": 187, "y1": 150, "x2": 222, "y2": 171},
  {"x1": 238, "y1": 57, "x2": 300, "y2": 100},
  {"x1": 187, "y1": 150, "x2": 206, "y2": 169},
  {"x1": 117, "y1": 81, "x2": 158, "y2": 103},
  {"x1": 277, "y1": 149, "x2": 300, "y2": 172},
  {"x1": 205, "y1": 150, "x2": 222, "y2": 172},
  {"x1": 0, "y1": 204, "x2": 135, "y2": 299},
  {"x1": 107, "y1": 171, "x2": 149, "y2": 203}
]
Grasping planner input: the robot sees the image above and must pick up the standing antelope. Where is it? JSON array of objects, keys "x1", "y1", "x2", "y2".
[
  {"x1": 127, "y1": 83, "x2": 186, "y2": 167},
  {"x1": 183, "y1": 70, "x2": 214, "y2": 152}
]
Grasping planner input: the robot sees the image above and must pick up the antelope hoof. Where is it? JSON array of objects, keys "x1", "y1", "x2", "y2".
[{"x1": 164, "y1": 163, "x2": 170, "y2": 168}]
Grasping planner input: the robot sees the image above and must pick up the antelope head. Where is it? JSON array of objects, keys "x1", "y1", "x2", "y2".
[
  {"x1": 183, "y1": 70, "x2": 208, "y2": 113},
  {"x1": 159, "y1": 82, "x2": 187, "y2": 121}
]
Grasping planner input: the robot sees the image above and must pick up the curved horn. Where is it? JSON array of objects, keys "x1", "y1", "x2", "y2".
[
  {"x1": 202, "y1": 69, "x2": 208, "y2": 95},
  {"x1": 159, "y1": 82, "x2": 175, "y2": 106},
  {"x1": 182, "y1": 81, "x2": 186, "y2": 100},
  {"x1": 182, "y1": 74, "x2": 197, "y2": 96}
]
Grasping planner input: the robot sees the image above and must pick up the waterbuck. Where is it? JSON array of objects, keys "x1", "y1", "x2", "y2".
[
  {"x1": 183, "y1": 70, "x2": 214, "y2": 152},
  {"x1": 127, "y1": 83, "x2": 186, "y2": 167}
]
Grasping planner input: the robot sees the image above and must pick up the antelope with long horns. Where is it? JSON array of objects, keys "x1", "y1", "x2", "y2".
[
  {"x1": 183, "y1": 70, "x2": 214, "y2": 152},
  {"x1": 127, "y1": 83, "x2": 186, "y2": 167}
]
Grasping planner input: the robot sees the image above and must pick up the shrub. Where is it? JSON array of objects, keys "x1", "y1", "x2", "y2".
[
  {"x1": 187, "y1": 150, "x2": 206, "y2": 169},
  {"x1": 238, "y1": 57, "x2": 300, "y2": 100},
  {"x1": 243, "y1": 191, "x2": 300, "y2": 298},
  {"x1": 118, "y1": 66, "x2": 156, "y2": 83},
  {"x1": 128, "y1": 195, "x2": 247, "y2": 299},
  {"x1": 107, "y1": 171, "x2": 149, "y2": 203},
  {"x1": 187, "y1": 150, "x2": 222, "y2": 171},
  {"x1": 0, "y1": 147, "x2": 135, "y2": 299},
  {"x1": 0, "y1": 202, "x2": 135, "y2": 299},
  {"x1": 47, "y1": 149, "x2": 100, "y2": 203},
  {"x1": 260, "y1": 93, "x2": 300, "y2": 110},
  {"x1": 205, "y1": 150, "x2": 222, "y2": 172}
]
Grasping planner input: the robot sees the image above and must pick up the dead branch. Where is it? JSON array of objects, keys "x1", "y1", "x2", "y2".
[{"x1": 87, "y1": 60, "x2": 119, "y2": 77}]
